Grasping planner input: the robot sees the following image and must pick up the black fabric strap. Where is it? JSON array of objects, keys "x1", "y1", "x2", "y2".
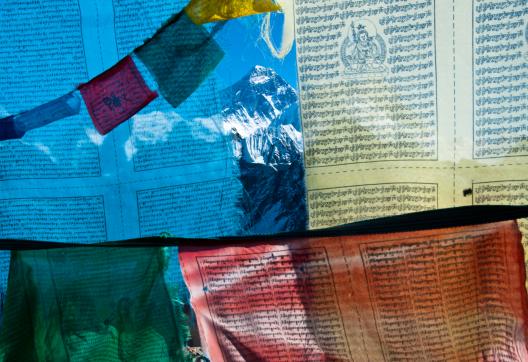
[{"x1": 1, "y1": 205, "x2": 528, "y2": 250}]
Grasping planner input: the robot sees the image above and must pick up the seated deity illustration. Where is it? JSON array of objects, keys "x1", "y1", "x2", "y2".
[{"x1": 341, "y1": 20, "x2": 387, "y2": 79}]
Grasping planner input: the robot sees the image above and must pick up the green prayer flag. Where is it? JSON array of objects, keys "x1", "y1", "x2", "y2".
[
  {"x1": 0, "y1": 248, "x2": 192, "y2": 361},
  {"x1": 135, "y1": 11, "x2": 224, "y2": 109}
]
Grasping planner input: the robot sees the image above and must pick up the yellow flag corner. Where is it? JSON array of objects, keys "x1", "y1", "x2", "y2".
[{"x1": 185, "y1": 0, "x2": 281, "y2": 24}]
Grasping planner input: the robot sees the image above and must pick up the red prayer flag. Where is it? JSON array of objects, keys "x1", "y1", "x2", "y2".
[
  {"x1": 79, "y1": 56, "x2": 157, "y2": 135},
  {"x1": 180, "y1": 221, "x2": 528, "y2": 361}
]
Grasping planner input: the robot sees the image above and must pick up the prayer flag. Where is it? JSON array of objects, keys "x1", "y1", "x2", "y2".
[{"x1": 79, "y1": 56, "x2": 157, "y2": 135}]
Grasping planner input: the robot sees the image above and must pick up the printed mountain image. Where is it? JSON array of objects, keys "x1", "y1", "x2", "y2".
[{"x1": 222, "y1": 66, "x2": 307, "y2": 233}]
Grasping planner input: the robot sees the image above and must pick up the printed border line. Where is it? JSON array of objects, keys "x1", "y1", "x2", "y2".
[
  {"x1": 0, "y1": 195, "x2": 108, "y2": 242},
  {"x1": 471, "y1": 0, "x2": 528, "y2": 160},
  {"x1": 196, "y1": 247, "x2": 353, "y2": 361},
  {"x1": 308, "y1": 181, "x2": 439, "y2": 210},
  {"x1": 358, "y1": 226, "x2": 511, "y2": 361},
  {"x1": 307, "y1": 162, "x2": 528, "y2": 177},
  {"x1": 472, "y1": 179, "x2": 528, "y2": 206},
  {"x1": 303, "y1": 0, "x2": 439, "y2": 169},
  {"x1": 135, "y1": 177, "x2": 238, "y2": 238}
]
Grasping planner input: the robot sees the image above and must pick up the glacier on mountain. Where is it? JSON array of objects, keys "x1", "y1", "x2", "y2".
[{"x1": 221, "y1": 65, "x2": 307, "y2": 233}]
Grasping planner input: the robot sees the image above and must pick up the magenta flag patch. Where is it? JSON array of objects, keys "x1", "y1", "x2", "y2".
[{"x1": 79, "y1": 56, "x2": 157, "y2": 135}]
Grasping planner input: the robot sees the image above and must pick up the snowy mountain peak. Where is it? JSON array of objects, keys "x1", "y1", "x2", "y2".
[
  {"x1": 221, "y1": 66, "x2": 299, "y2": 138},
  {"x1": 249, "y1": 65, "x2": 277, "y2": 85},
  {"x1": 220, "y1": 66, "x2": 307, "y2": 233}
]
